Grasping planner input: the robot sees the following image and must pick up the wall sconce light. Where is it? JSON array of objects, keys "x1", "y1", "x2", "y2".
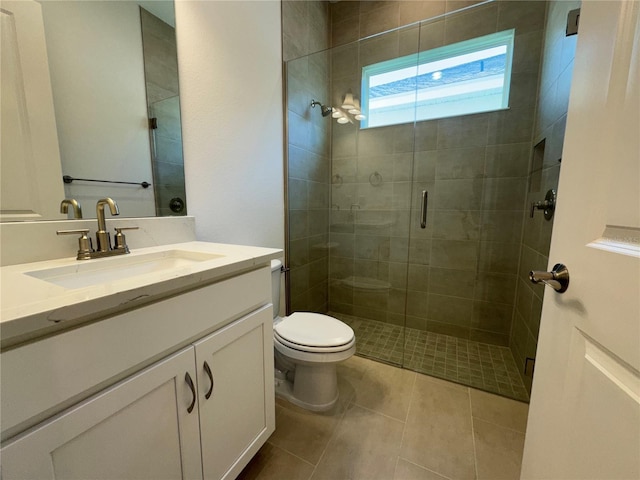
[
  {"x1": 347, "y1": 98, "x2": 361, "y2": 115},
  {"x1": 341, "y1": 92, "x2": 356, "y2": 111},
  {"x1": 333, "y1": 92, "x2": 366, "y2": 125}
]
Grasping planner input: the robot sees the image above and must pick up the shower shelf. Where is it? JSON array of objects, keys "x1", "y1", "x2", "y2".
[
  {"x1": 330, "y1": 221, "x2": 393, "y2": 230},
  {"x1": 311, "y1": 242, "x2": 339, "y2": 250},
  {"x1": 340, "y1": 276, "x2": 391, "y2": 292}
]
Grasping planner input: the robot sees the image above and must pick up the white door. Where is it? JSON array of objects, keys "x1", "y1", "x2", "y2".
[
  {"x1": 1, "y1": 348, "x2": 203, "y2": 480},
  {"x1": 194, "y1": 306, "x2": 275, "y2": 480},
  {"x1": 521, "y1": 2, "x2": 640, "y2": 479},
  {"x1": 0, "y1": 0, "x2": 65, "y2": 221}
]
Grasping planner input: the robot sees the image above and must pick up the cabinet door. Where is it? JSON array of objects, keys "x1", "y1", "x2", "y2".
[
  {"x1": 1, "y1": 347, "x2": 203, "y2": 480},
  {"x1": 194, "y1": 305, "x2": 275, "y2": 480}
]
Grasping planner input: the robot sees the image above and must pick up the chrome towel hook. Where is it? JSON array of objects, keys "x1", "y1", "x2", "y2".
[{"x1": 369, "y1": 171, "x2": 383, "y2": 186}]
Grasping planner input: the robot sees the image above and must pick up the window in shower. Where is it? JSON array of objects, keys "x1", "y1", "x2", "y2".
[{"x1": 360, "y1": 29, "x2": 515, "y2": 128}]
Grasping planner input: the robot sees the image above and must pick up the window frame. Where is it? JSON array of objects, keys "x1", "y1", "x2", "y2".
[{"x1": 360, "y1": 29, "x2": 516, "y2": 129}]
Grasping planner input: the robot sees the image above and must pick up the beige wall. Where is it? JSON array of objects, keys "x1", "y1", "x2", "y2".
[
  {"x1": 41, "y1": 1, "x2": 155, "y2": 218},
  {"x1": 177, "y1": 0, "x2": 284, "y2": 249}
]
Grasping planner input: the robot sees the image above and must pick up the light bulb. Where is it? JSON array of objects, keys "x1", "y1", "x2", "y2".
[
  {"x1": 341, "y1": 92, "x2": 356, "y2": 110},
  {"x1": 331, "y1": 108, "x2": 343, "y2": 118},
  {"x1": 348, "y1": 99, "x2": 361, "y2": 115},
  {"x1": 337, "y1": 117, "x2": 349, "y2": 124},
  {"x1": 355, "y1": 114, "x2": 366, "y2": 120}
]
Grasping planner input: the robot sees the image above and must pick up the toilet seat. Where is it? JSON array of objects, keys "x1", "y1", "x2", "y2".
[{"x1": 274, "y1": 312, "x2": 355, "y2": 353}]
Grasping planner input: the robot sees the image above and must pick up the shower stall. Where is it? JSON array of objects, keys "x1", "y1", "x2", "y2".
[{"x1": 285, "y1": 0, "x2": 575, "y2": 402}]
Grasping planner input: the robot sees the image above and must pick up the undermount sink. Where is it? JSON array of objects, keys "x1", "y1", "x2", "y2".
[{"x1": 25, "y1": 249, "x2": 225, "y2": 289}]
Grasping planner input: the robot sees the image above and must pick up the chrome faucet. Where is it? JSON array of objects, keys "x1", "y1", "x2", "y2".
[
  {"x1": 56, "y1": 197, "x2": 138, "y2": 260},
  {"x1": 96, "y1": 198, "x2": 119, "y2": 252},
  {"x1": 60, "y1": 199, "x2": 83, "y2": 219}
]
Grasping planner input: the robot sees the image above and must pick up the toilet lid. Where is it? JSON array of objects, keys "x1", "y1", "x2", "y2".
[{"x1": 274, "y1": 312, "x2": 354, "y2": 348}]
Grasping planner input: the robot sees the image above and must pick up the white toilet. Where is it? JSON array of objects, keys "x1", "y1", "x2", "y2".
[{"x1": 270, "y1": 259, "x2": 356, "y2": 411}]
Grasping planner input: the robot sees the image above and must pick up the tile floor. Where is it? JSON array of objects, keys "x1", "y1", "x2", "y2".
[
  {"x1": 338, "y1": 315, "x2": 529, "y2": 402},
  {"x1": 238, "y1": 356, "x2": 529, "y2": 480}
]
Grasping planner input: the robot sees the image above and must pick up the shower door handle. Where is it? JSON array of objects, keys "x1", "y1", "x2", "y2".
[{"x1": 420, "y1": 190, "x2": 428, "y2": 228}]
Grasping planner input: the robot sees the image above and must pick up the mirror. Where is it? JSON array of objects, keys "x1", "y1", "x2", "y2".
[{"x1": 0, "y1": 0, "x2": 186, "y2": 221}]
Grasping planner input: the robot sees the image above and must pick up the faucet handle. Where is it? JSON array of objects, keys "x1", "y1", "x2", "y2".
[
  {"x1": 57, "y1": 229, "x2": 93, "y2": 260},
  {"x1": 113, "y1": 226, "x2": 138, "y2": 252},
  {"x1": 57, "y1": 228, "x2": 90, "y2": 236}
]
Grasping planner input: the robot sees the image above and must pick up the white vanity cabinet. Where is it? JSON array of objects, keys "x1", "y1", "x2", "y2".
[
  {"x1": 1, "y1": 347, "x2": 204, "y2": 479},
  {"x1": 195, "y1": 306, "x2": 274, "y2": 480},
  {"x1": 0, "y1": 264, "x2": 276, "y2": 480}
]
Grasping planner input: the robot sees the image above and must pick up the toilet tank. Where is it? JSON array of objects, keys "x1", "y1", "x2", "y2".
[{"x1": 270, "y1": 259, "x2": 282, "y2": 318}]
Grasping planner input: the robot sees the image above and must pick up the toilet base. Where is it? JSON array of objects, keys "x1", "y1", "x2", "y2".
[{"x1": 274, "y1": 362, "x2": 339, "y2": 412}]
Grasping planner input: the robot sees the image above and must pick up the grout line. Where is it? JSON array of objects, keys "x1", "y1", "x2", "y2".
[
  {"x1": 471, "y1": 411, "x2": 527, "y2": 435},
  {"x1": 349, "y1": 401, "x2": 410, "y2": 425},
  {"x1": 404, "y1": 370, "x2": 418, "y2": 424},
  {"x1": 397, "y1": 457, "x2": 454, "y2": 480},
  {"x1": 395, "y1": 367, "x2": 418, "y2": 479},
  {"x1": 471, "y1": 415, "x2": 528, "y2": 436},
  {"x1": 307, "y1": 372, "x2": 358, "y2": 480},
  {"x1": 469, "y1": 389, "x2": 480, "y2": 480},
  {"x1": 267, "y1": 441, "x2": 317, "y2": 469},
  {"x1": 393, "y1": 455, "x2": 401, "y2": 480}
]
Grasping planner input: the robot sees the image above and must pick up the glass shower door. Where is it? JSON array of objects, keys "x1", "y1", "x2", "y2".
[
  {"x1": 286, "y1": 1, "x2": 542, "y2": 402},
  {"x1": 401, "y1": 9, "x2": 534, "y2": 401},
  {"x1": 325, "y1": 23, "x2": 422, "y2": 367}
]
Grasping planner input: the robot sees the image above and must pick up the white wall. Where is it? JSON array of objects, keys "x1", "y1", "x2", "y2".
[
  {"x1": 41, "y1": 1, "x2": 155, "y2": 218},
  {"x1": 175, "y1": 0, "x2": 284, "y2": 250}
]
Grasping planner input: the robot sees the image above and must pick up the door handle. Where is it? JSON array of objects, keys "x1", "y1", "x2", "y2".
[
  {"x1": 529, "y1": 263, "x2": 569, "y2": 293},
  {"x1": 420, "y1": 190, "x2": 428, "y2": 228},
  {"x1": 203, "y1": 361, "x2": 214, "y2": 399},
  {"x1": 185, "y1": 372, "x2": 196, "y2": 413}
]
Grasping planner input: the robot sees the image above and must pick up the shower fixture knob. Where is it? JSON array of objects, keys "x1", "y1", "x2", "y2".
[{"x1": 530, "y1": 189, "x2": 557, "y2": 220}]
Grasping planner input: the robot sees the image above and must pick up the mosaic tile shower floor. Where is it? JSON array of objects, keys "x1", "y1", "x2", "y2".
[{"x1": 334, "y1": 313, "x2": 530, "y2": 402}]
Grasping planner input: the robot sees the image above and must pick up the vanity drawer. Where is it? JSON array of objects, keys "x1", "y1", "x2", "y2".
[{"x1": 1, "y1": 266, "x2": 271, "y2": 441}]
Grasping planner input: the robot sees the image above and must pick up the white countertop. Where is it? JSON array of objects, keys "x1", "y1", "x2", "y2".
[{"x1": 0, "y1": 241, "x2": 282, "y2": 349}]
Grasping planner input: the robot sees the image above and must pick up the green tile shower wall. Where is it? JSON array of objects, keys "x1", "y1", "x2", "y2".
[
  {"x1": 511, "y1": 0, "x2": 580, "y2": 393},
  {"x1": 327, "y1": 1, "x2": 547, "y2": 347},
  {"x1": 284, "y1": 1, "x2": 578, "y2": 392},
  {"x1": 284, "y1": 1, "x2": 332, "y2": 313}
]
